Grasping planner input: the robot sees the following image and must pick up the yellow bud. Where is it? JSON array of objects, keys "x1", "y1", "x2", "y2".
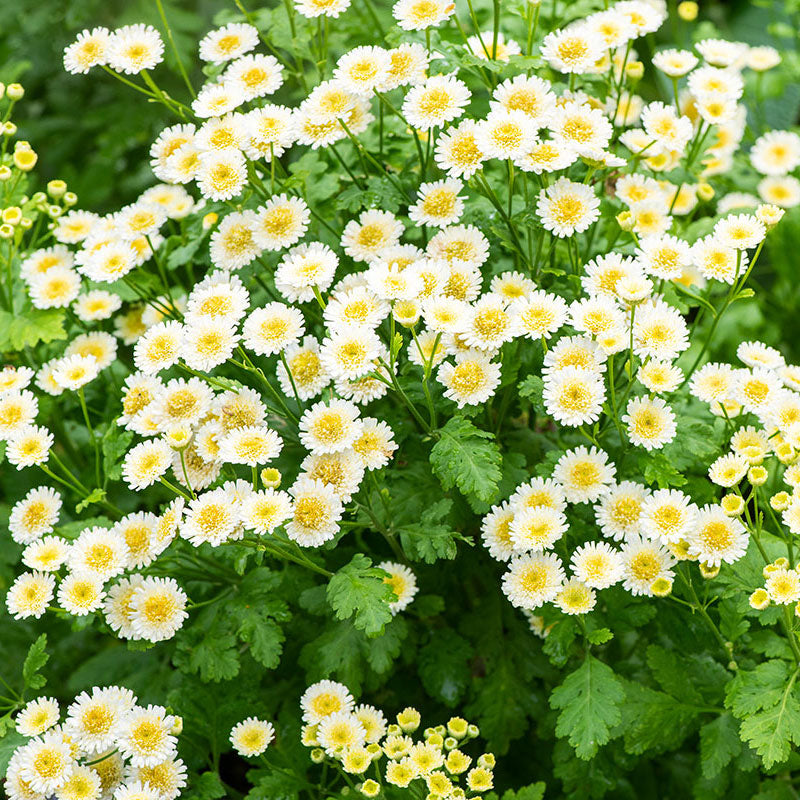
[
  {"x1": 0, "y1": 166, "x2": 11, "y2": 181},
  {"x1": 13, "y1": 148, "x2": 37, "y2": 171},
  {"x1": 170, "y1": 716, "x2": 183, "y2": 735},
  {"x1": 699, "y1": 562, "x2": 720, "y2": 580},
  {"x1": 310, "y1": 748, "x2": 326, "y2": 764},
  {"x1": 466, "y1": 723, "x2": 479, "y2": 739},
  {"x1": 756, "y1": 203, "x2": 785, "y2": 229},
  {"x1": 48, "y1": 205, "x2": 63, "y2": 219},
  {"x1": 677, "y1": 1, "x2": 698, "y2": 21},
  {"x1": 477, "y1": 753, "x2": 495, "y2": 770},
  {"x1": 774, "y1": 557, "x2": 790, "y2": 570},
  {"x1": 20, "y1": 217, "x2": 32, "y2": 229},
  {"x1": 721, "y1": 494, "x2": 745, "y2": 517},
  {"x1": 397, "y1": 707, "x2": 421, "y2": 733},
  {"x1": 748, "y1": 465, "x2": 768, "y2": 486},
  {"x1": 776, "y1": 442, "x2": 796, "y2": 464},
  {"x1": 650, "y1": 577, "x2": 673, "y2": 597},
  {"x1": 771, "y1": 491, "x2": 791, "y2": 512},
  {"x1": 261, "y1": 467, "x2": 281, "y2": 488},
  {"x1": 763, "y1": 564, "x2": 780, "y2": 578},
  {"x1": 444, "y1": 736, "x2": 458, "y2": 750},
  {"x1": 626, "y1": 61, "x2": 644, "y2": 80},
  {"x1": 668, "y1": 538, "x2": 694, "y2": 561},
  {"x1": 2, "y1": 207, "x2": 22, "y2": 225},
  {"x1": 446, "y1": 717, "x2": 469, "y2": 739},
  {"x1": 63, "y1": 192, "x2": 78, "y2": 207},
  {"x1": 3, "y1": 121, "x2": 17, "y2": 136},
  {"x1": 202, "y1": 211, "x2": 218, "y2": 230},
  {"x1": 47, "y1": 179, "x2": 67, "y2": 199},
  {"x1": 0, "y1": 223, "x2": 14, "y2": 239},
  {"x1": 616, "y1": 210, "x2": 634, "y2": 231},
  {"x1": 6, "y1": 83, "x2": 24, "y2": 100},
  {"x1": 360, "y1": 779, "x2": 380, "y2": 798},
  {"x1": 750, "y1": 588, "x2": 770, "y2": 610},
  {"x1": 697, "y1": 182, "x2": 715, "y2": 201},
  {"x1": 427, "y1": 733, "x2": 444, "y2": 747}
]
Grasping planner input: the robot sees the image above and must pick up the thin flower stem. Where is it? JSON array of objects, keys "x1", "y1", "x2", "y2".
[
  {"x1": 77, "y1": 388, "x2": 101, "y2": 487},
  {"x1": 155, "y1": 0, "x2": 195, "y2": 97}
]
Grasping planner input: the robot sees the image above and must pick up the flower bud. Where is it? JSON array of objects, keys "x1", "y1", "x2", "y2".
[
  {"x1": 750, "y1": 588, "x2": 770, "y2": 610},
  {"x1": 261, "y1": 467, "x2": 281, "y2": 488},
  {"x1": 63, "y1": 192, "x2": 78, "y2": 207},
  {"x1": 650, "y1": 577, "x2": 673, "y2": 597},
  {"x1": 699, "y1": 562, "x2": 720, "y2": 580},
  {"x1": 13, "y1": 148, "x2": 37, "y2": 171},
  {"x1": 31, "y1": 191, "x2": 47, "y2": 205},
  {"x1": 170, "y1": 716, "x2": 183, "y2": 735},
  {"x1": 444, "y1": 736, "x2": 458, "y2": 750},
  {"x1": 6, "y1": 83, "x2": 24, "y2": 100},
  {"x1": 626, "y1": 61, "x2": 644, "y2": 81},
  {"x1": 446, "y1": 717, "x2": 469, "y2": 739},
  {"x1": 310, "y1": 748, "x2": 326, "y2": 764},
  {"x1": 721, "y1": 494, "x2": 744, "y2": 517},
  {"x1": 616, "y1": 210, "x2": 633, "y2": 231},
  {"x1": 48, "y1": 205, "x2": 63, "y2": 218},
  {"x1": 748, "y1": 465, "x2": 768, "y2": 486},
  {"x1": 2, "y1": 207, "x2": 22, "y2": 225},
  {"x1": 47, "y1": 179, "x2": 67, "y2": 199},
  {"x1": 776, "y1": 442, "x2": 796, "y2": 464},
  {"x1": 359, "y1": 779, "x2": 380, "y2": 797},
  {"x1": 3, "y1": 121, "x2": 17, "y2": 136},
  {"x1": 202, "y1": 211, "x2": 218, "y2": 230},
  {"x1": 774, "y1": 557, "x2": 790, "y2": 570},
  {"x1": 20, "y1": 217, "x2": 32, "y2": 229},
  {"x1": 0, "y1": 166, "x2": 11, "y2": 182},
  {"x1": 771, "y1": 491, "x2": 791, "y2": 512},
  {"x1": 697, "y1": 182, "x2": 715, "y2": 201},
  {"x1": 756, "y1": 203, "x2": 785, "y2": 229},
  {"x1": 397, "y1": 707, "x2": 421, "y2": 733},
  {"x1": 677, "y1": 1, "x2": 698, "y2": 20},
  {"x1": 0, "y1": 223, "x2": 14, "y2": 239}
]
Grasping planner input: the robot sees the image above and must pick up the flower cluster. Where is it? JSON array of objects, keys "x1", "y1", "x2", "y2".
[{"x1": 6, "y1": 686, "x2": 186, "y2": 800}]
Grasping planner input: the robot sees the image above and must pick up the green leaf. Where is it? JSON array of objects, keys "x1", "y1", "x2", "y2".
[
  {"x1": 192, "y1": 771, "x2": 227, "y2": 800},
  {"x1": 587, "y1": 628, "x2": 613, "y2": 646},
  {"x1": 620, "y1": 681, "x2": 699, "y2": 754},
  {"x1": 22, "y1": 634, "x2": 48, "y2": 690},
  {"x1": 0, "y1": 308, "x2": 67, "y2": 352},
  {"x1": 637, "y1": 451, "x2": 687, "y2": 489},
  {"x1": 101, "y1": 424, "x2": 133, "y2": 481},
  {"x1": 501, "y1": 784, "x2": 546, "y2": 800},
  {"x1": 237, "y1": 613, "x2": 284, "y2": 669},
  {"x1": 327, "y1": 554, "x2": 394, "y2": 636},
  {"x1": 550, "y1": 655, "x2": 625, "y2": 760},
  {"x1": 699, "y1": 713, "x2": 741, "y2": 779},
  {"x1": 518, "y1": 375, "x2": 545, "y2": 414},
  {"x1": 174, "y1": 611, "x2": 240, "y2": 682},
  {"x1": 0, "y1": 731, "x2": 26, "y2": 774},
  {"x1": 726, "y1": 661, "x2": 800, "y2": 769},
  {"x1": 418, "y1": 629, "x2": 473, "y2": 706},
  {"x1": 397, "y1": 499, "x2": 461, "y2": 563},
  {"x1": 75, "y1": 488, "x2": 107, "y2": 514},
  {"x1": 430, "y1": 416, "x2": 502, "y2": 505}
]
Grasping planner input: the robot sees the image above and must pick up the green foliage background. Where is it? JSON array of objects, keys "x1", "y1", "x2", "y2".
[{"x1": 4, "y1": 0, "x2": 800, "y2": 798}]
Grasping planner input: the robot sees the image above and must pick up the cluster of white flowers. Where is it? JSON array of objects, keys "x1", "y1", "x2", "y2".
[{"x1": 7, "y1": 685, "x2": 186, "y2": 800}]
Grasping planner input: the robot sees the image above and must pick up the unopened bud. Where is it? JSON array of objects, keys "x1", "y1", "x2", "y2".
[{"x1": 677, "y1": 1, "x2": 698, "y2": 21}]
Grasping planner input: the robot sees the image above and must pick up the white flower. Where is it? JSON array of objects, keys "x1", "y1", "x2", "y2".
[
  {"x1": 689, "y1": 505, "x2": 748, "y2": 566},
  {"x1": 536, "y1": 178, "x2": 600, "y2": 237},
  {"x1": 437, "y1": 351, "x2": 501, "y2": 407},
  {"x1": 107, "y1": 24, "x2": 164, "y2": 74},
  {"x1": 129, "y1": 576, "x2": 189, "y2": 642},
  {"x1": 230, "y1": 718, "x2": 276, "y2": 756},
  {"x1": 118, "y1": 705, "x2": 178, "y2": 767},
  {"x1": 570, "y1": 542, "x2": 624, "y2": 589},
  {"x1": 620, "y1": 535, "x2": 675, "y2": 596},
  {"x1": 379, "y1": 561, "x2": 418, "y2": 613},
  {"x1": 199, "y1": 22, "x2": 259, "y2": 64},
  {"x1": 286, "y1": 476, "x2": 344, "y2": 546},
  {"x1": 299, "y1": 399, "x2": 363, "y2": 454},
  {"x1": 553, "y1": 446, "x2": 616, "y2": 504},
  {"x1": 543, "y1": 366, "x2": 605, "y2": 427},
  {"x1": 402, "y1": 74, "x2": 471, "y2": 131},
  {"x1": 623, "y1": 396, "x2": 677, "y2": 450},
  {"x1": 501, "y1": 552, "x2": 565, "y2": 609}
]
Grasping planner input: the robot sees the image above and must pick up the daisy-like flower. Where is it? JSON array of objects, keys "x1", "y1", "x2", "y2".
[
  {"x1": 637, "y1": 359, "x2": 683, "y2": 394},
  {"x1": 255, "y1": 194, "x2": 310, "y2": 251},
  {"x1": 640, "y1": 101, "x2": 693, "y2": 152},
  {"x1": 7, "y1": 425, "x2": 54, "y2": 469},
  {"x1": 51, "y1": 354, "x2": 99, "y2": 391},
  {"x1": 351, "y1": 418, "x2": 397, "y2": 470},
  {"x1": 299, "y1": 399, "x2": 362, "y2": 454},
  {"x1": 209, "y1": 210, "x2": 262, "y2": 270},
  {"x1": 6, "y1": 571, "x2": 55, "y2": 619},
  {"x1": 544, "y1": 335, "x2": 607, "y2": 376},
  {"x1": 122, "y1": 440, "x2": 173, "y2": 490},
  {"x1": 58, "y1": 572, "x2": 105, "y2": 616},
  {"x1": 481, "y1": 501, "x2": 516, "y2": 562},
  {"x1": 623, "y1": 396, "x2": 677, "y2": 450},
  {"x1": 551, "y1": 102, "x2": 613, "y2": 155},
  {"x1": 461, "y1": 295, "x2": 517, "y2": 351},
  {"x1": 636, "y1": 234, "x2": 692, "y2": 280},
  {"x1": 652, "y1": 47, "x2": 698, "y2": 77},
  {"x1": 334, "y1": 46, "x2": 390, "y2": 96},
  {"x1": 555, "y1": 579, "x2": 596, "y2": 615},
  {"x1": 403, "y1": 74, "x2": 471, "y2": 131},
  {"x1": 428, "y1": 224, "x2": 489, "y2": 268},
  {"x1": 16, "y1": 697, "x2": 60, "y2": 738},
  {"x1": 509, "y1": 505, "x2": 568, "y2": 552},
  {"x1": 511, "y1": 291, "x2": 569, "y2": 341},
  {"x1": 689, "y1": 505, "x2": 748, "y2": 566},
  {"x1": 632, "y1": 300, "x2": 689, "y2": 361},
  {"x1": 9, "y1": 487, "x2": 62, "y2": 545},
  {"x1": 68, "y1": 526, "x2": 129, "y2": 581},
  {"x1": 536, "y1": 178, "x2": 600, "y2": 237},
  {"x1": 22, "y1": 536, "x2": 70, "y2": 573},
  {"x1": 199, "y1": 22, "x2": 258, "y2": 64},
  {"x1": 241, "y1": 488, "x2": 293, "y2": 533},
  {"x1": 595, "y1": 481, "x2": 650, "y2": 542},
  {"x1": 750, "y1": 130, "x2": 800, "y2": 176},
  {"x1": 301, "y1": 680, "x2": 355, "y2": 724},
  {"x1": 553, "y1": 446, "x2": 616, "y2": 504},
  {"x1": 713, "y1": 213, "x2": 766, "y2": 250},
  {"x1": 543, "y1": 366, "x2": 605, "y2": 427},
  {"x1": 540, "y1": 26, "x2": 604, "y2": 74},
  {"x1": 118, "y1": 705, "x2": 178, "y2": 767},
  {"x1": 640, "y1": 489, "x2": 697, "y2": 545},
  {"x1": 393, "y1": 0, "x2": 455, "y2": 30},
  {"x1": 63, "y1": 27, "x2": 111, "y2": 73},
  {"x1": 408, "y1": 179, "x2": 464, "y2": 228},
  {"x1": 735, "y1": 367, "x2": 783, "y2": 414},
  {"x1": 708, "y1": 453, "x2": 748, "y2": 488},
  {"x1": 324, "y1": 286, "x2": 388, "y2": 331},
  {"x1": 379, "y1": 561, "x2": 418, "y2": 613},
  {"x1": 620, "y1": 535, "x2": 676, "y2": 596},
  {"x1": 129, "y1": 576, "x2": 188, "y2": 642},
  {"x1": 107, "y1": 24, "x2": 164, "y2": 74},
  {"x1": 64, "y1": 687, "x2": 132, "y2": 754},
  {"x1": 501, "y1": 552, "x2": 565, "y2": 609},
  {"x1": 28, "y1": 265, "x2": 81, "y2": 309},
  {"x1": 231, "y1": 718, "x2": 275, "y2": 757},
  {"x1": 477, "y1": 109, "x2": 537, "y2": 161},
  {"x1": 437, "y1": 351, "x2": 501, "y2": 407},
  {"x1": 181, "y1": 488, "x2": 239, "y2": 546},
  {"x1": 181, "y1": 317, "x2": 239, "y2": 371},
  {"x1": 510, "y1": 476, "x2": 567, "y2": 514},
  {"x1": 278, "y1": 336, "x2": 331, "y2": 400},
  {"x1": 74, "y1": 289, "x2": 122, "y2": 321},
  {"x1": 196, "y1": 148, "x2": 247, "y2": 201},
  {"x1": 130, "y1": 757, "x2": 188, "y2": 800},
  {"x1": 341, "y1": 210, "x2": 403, "y2": 263},
  {"x1": 318, "y1": 711, "x2": 367, "y2": 756},
  {"x1": 747, "y1": 45, "x2": 781, "y2": 72},
  {"x1": 320, "y1": 327, "x2": 382, "y2": 380},
  {"x1": 691, "y1": 235, "x2": 744, "y2": 284},
  {"x1": 434, "y1": 120, "x2": 485, "y2": 179},
  {"x1": 286, "y1": 476, "x2": 344, "y2": 546},
  {"x1": 16, "y1": 731, "x2": 75, "y2": 794},
  {"x1": 758, "y1": 175, "x2": 800, "y2": 208},
  {"x1": 766, "y1": 568, "x2": 800, "y2": 605},
  {"x1": 220, "y1": 425, "x2": 283, "y2": 466},
  {"x1": 570, "y1": 541, "x2": 624, "y2": 589},
  {"x1": 243, "y1": 303, "x2": 305, "y2": 356},
  {"x1": 382, "y1": 42, "x2": 429, "y2": 90}
]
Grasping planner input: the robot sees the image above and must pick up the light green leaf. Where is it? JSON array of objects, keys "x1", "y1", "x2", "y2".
[{"x1": 327, "y1": 554, "x2": 394, "y2": 636}]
